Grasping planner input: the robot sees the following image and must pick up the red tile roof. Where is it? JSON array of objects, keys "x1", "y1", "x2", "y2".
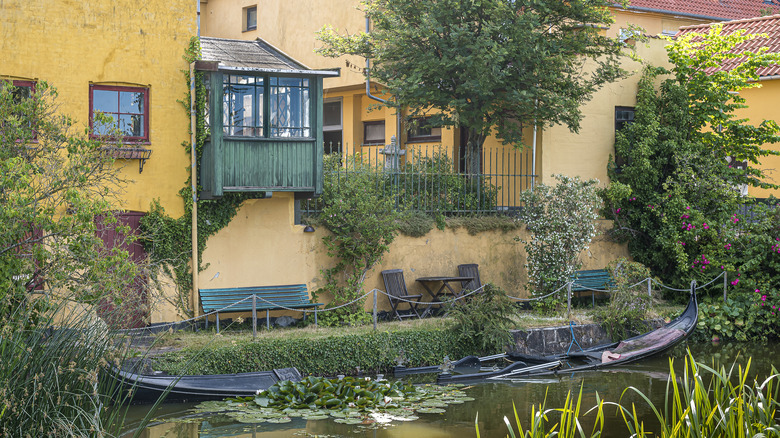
[
  {"x1": 618, "y1": 0, "x2": 774, "y2": 21},
  {"x1": 677, "y1": 14, "x2": 780, "y2": 77}
]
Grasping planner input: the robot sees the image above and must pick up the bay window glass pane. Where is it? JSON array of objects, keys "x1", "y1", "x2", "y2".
[
  {"x1": 223, "y1": 75, "x2": 263, "y2": 137},
  {"x1": 270, "y1": 77, "x2": 310, "y2": 138}
]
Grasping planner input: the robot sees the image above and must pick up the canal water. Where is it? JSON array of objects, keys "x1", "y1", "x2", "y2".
[{"x1": 126, "y1": 341, "x2": 780, "y2": 438}]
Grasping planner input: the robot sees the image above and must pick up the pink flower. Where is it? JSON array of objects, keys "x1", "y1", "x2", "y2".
[
  {"x1": 756, "y1": 289, "x2": 761, "y2": 293},
  {"x1": 616, "y1": 208, "x2": 621, "y2": 214},
  {"x1": 762, "y1": 295, "x2": 767, "y2": 301},
  {"x1": 703, "y1": 223, "x2": 709, "y2": 229},
  {"x1": 686, "y1": 206, "x2": 691, "y2": 210},
  {"x1": 724, "y1": 244, "x2": 731, "y2": 250},
  {"x1": 731, "y1": 279, "x2": 740, "y2": 286}
]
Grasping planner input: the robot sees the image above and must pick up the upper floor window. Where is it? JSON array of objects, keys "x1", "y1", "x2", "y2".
[
  {"x1": 90, "y1": 85, "x2": 149, "y2": 142},
  {"x1": 5, "y1": 80, "x2": 37, "y2": 141},
  {"x1": 245, "y1": 6, "x2": 257, "y2": 31},
  {"x1": 10, "y1": 80, "x2": 34, "y2": 101},
  {"x1": 407, "y1": 117, "x2": 442, "y2": 142},
  {"x1": 615, "y1": 106, "x2": 635, "y2": 132},
  {"x1": 364, "y1": 121, "x2": 385, "y2": 145},
  {"x1": 223, "y1": 74, "x2": 311, "y2": 139}
]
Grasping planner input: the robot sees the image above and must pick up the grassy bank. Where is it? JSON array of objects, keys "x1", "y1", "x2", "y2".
[{"x1": 147, "y1": 302, "x2": 683, "y2": 376}]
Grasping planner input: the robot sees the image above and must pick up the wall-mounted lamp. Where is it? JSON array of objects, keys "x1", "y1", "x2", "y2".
[{"x1": 303, "y1": 225, "x2": 315, "y2": 233}]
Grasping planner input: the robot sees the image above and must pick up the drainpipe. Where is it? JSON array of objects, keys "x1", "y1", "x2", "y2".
[
  {"x1": 531, "y1": 99, "x2": 537, "y2": 190},
  {"x1": 365, "y1": 17, "x2": 401, "y2": 147},
  {"x1": 191, "y1": 0, "x2": 201, "y2": 318}
]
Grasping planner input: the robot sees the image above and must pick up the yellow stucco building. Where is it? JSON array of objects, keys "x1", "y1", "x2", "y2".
[{"x1": 4, "y1": 0, "x2": 774, "y2": 325}]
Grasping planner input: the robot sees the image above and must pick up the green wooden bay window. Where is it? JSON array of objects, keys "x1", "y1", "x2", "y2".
[{"x1": 197, "y1": 37, "x2": 338, "y2": 200}]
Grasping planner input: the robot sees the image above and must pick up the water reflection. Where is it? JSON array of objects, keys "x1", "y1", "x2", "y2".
[{"x1": 129, "y1": 341, "x2": 779, "y2": 438}]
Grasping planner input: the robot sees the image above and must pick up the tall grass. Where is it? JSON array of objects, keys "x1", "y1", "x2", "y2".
[
  {"x1": 616, "y1": 351, "x2": 780, "y2": 437},
  {"x1": 0, "y1": 295, "x2": 136, "y2": 437},
  {"x1": 478, "y1": 350, "x2": 780, "y2": 438}
]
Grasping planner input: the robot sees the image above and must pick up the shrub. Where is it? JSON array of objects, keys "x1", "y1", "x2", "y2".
[
  {"x1": 518, "y1": 175, "x2": 600, "y2": 311},
  {"x1": 316, "y1": 155, "x2": 400, "y2": 326},
  {"x1": 592, "y1": 288, "x2": 652, "y2": 341},
  {"x1": 448, "y1": 284, "x2": 518, "y2": 355}
]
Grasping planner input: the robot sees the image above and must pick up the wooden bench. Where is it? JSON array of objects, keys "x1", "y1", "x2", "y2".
[
  {"x1": 569, "y1": 269, "x2": 614, "y2": 306},
  {"x1": 199, "y1": 284, "x2": 323, "y2": 332}
]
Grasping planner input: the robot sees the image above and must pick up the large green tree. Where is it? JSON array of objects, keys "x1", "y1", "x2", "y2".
[
  {"x1": 0, "y1": 81, "x2": 140, "y2": 326},
  {"x1": 317, "y1": 0, "x2": 626, "y2": 174},
  {"x1": 602, "y1": 25, "x2": 780, "y2": 289}
]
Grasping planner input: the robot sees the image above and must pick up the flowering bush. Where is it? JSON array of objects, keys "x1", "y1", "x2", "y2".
[{"x1": 518, "y1": 175, "x2": 600, "y2": 304}]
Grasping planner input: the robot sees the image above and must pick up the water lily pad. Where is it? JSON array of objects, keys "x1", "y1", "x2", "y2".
[
  {"x1": 416, "y1": 407, "x2": 446, "y2": 414},
  {"x1": 302, "y1": 414, "x2": 330, "y2": 420},
  {"x1": 334, "y1": 417, "x2": 364, "y2": 424},
  {"x1": 267, "y1": 417, "x2": 292, "y2": 424}
]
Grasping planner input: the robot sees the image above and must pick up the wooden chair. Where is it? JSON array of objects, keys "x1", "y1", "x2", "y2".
[
  {"x1": 381, "y1": 269, "x2": 423, "y2": 320},
  {"x1": 458, "y1": 263, "x2": 483, "y2": 293}
]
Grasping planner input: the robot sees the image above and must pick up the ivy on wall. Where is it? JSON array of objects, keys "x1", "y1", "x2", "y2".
[{"x1": 140, "y1": 37, "x2": 252, "y2": 317}]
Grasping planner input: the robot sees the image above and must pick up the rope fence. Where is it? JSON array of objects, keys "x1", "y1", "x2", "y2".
[{"x1": 116, "y1": 271, "x2": 728, "y2": 337}]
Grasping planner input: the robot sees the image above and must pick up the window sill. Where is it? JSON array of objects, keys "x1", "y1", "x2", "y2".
[
  {"x1": 101, "y1": 146, "x2": 152, "y2": 173},
  {"x1": 243, "y1": 27, "x2": 257, "y2": 33},
  {"x1": 406, "y1": 137, "x2": 442, "y2": 144},
  {"x1": 223, "y1": 135, "x2": 315, "y2": 142}
]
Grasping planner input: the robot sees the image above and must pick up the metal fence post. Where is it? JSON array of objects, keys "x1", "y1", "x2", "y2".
[
  {"x1": 567, "y1": 282, "x2": 572, "y2": 321},
  {"x1": 252, "y1": 294, "x2": 257, "y2": 339},
  {"x1": 723, "y1": 271, "x2": 728, "y2": 302},
  {"x1": 647, "y1": 278, "x2": 652, "y2": 297},
  {"x1": 373, "y1": 289, "x2": 378, "y2": 330}
]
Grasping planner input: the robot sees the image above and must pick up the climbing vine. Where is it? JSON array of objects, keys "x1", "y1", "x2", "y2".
[{"x1": 140, "y1": 37, "x2": 251, "y2": 317}]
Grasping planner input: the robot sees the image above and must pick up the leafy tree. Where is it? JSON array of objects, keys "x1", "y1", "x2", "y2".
[
  {"x1": 0, "y1": 81, "x2": 140, "y2": 327},
  {"x1": 317, "y1": 0, "x2": 626, "y2": 174},
  {"x1": 602, "y1": 25, "x2": 780, "y2": 289}
]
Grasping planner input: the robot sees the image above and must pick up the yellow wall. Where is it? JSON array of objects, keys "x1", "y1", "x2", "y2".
[
  {"x1": 734, "y1": 79, "x2": 780, "y2": 198},
  {"x1": 2, "y1": 0, "x2": 196, "y2": 323},
  {"x1": 1, "y1": 0, "x2": 194, "y2": 217},
  {"x1": 539, "y1": 37, "x2": 672, "y2": 187},
  {"x1": 200, "y1": 193, "x2": 629, "y2": 315},
  {"x1": 200, "y1": 0, "x2": 366, "y2": 89}
]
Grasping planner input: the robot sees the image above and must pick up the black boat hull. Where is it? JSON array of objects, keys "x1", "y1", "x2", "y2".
[{"x1": 111, "y1": 367, "x2": 302, "y2": 403}]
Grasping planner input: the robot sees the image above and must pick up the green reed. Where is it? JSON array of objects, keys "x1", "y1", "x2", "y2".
[
  {"x1": 478, "y1": 350, "x2": 780, "y2": 438},
  {"x1": 0, "y1": 296, "x2": 138, "y2": 437}
]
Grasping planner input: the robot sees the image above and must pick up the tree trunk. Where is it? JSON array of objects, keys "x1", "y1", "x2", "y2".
[{"x1": 464, "y1": 127, "x2": 486, "y2": 176}]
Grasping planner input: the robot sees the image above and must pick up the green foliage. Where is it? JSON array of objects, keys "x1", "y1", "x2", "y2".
[
  {"x1": 396, "y1": 211, "x2": 435, "y2": 237},
  {"x1": 617, "y1": 351, "x2": 780, "y2": 438},
  {"x1": 252, "y1": 375, "x2": 417, "y2": 411},
  {"x1": 140, "y1": 37, "x2": 251, "y2": 317},
  {"x1": 606, "y1": 258, "x2": 655, "y2": 292},
  {"x1": 395, "y1": 151, "x2": 499, "y2": 213},
  {"x1": 317, "y1": 0, "x2": 626, "y2": 174},
  {"x1": 316, "y1": 155, "x2": 400, "y2": 326},
  {"x1": 0, "y1": 80, "x2": 143, "y2": 327},
  {"x1": 591, "y1": 287, "x2": 652, "y2": 341},
  {"x1": 151, "y1": 328, "x2": 469, "y2": 376},
  {"x1": 448, "y1": 284, "x2": 518, "y2": 355},
  {"x1": 480, "y1": 386, "x2": 603, "y2": 438},
  {"x1": 201, "y1": 379, "x2": 471, "y2": 423},
  {"x1": 518, "y1": 175, "x2": 601, "y2": 303},
  {"x1": 482, "y1": 351, "x2": 780, "y2": 438},
  {"x1": 602, "y1": 26, "x2": 780, "y2": 294},
  {"x1": 696, "y1": 291, "x2": 780, "y2": 341}
]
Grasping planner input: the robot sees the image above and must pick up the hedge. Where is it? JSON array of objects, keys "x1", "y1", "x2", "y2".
[{"x1": 151, "y1": 328, "x2": 469, "y2": 376}]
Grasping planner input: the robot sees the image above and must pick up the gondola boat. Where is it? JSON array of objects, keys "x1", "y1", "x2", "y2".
[
  {"x1": 398, "y1": 290, "x2": 698, "y2": 384},
  {"x1": 110, "y1": 366, "x2": 303, "y2": 403}
]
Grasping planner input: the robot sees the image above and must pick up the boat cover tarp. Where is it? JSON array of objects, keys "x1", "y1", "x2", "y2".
[{"x1": 610, "y1": 327, "x2": 685, "y2": 360}]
